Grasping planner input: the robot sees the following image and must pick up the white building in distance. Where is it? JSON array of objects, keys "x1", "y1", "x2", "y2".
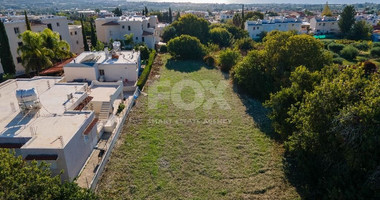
[
  {"x1": 1, "y1": 15, "x2": 81, "y2": 75},
  {"x1": 310, "y1": 16, "x2": 340, "y2": 35},
  {"x1": 0, "y1": 76, "x2": 125, "y2": 181},
  {"x1": 355, "y1": 14, "x2": 379, "y2": 26},
  {"x1": 64, "y1": 48, "x2": 141, "y2": 92},
  {"x1": 68, "y1": 25, "x2": 84, "y2": 55},
  {"x1": 95, "y1": 15, "x2": 159, "y2": 49},
  {"x1": 245, "y1": 17, "x2": 303, "y2": 40}
]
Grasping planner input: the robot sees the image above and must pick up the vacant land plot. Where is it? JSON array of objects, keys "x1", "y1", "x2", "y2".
[{"x1": 96, "y1": 54, "x2": 299, "y2": 199}]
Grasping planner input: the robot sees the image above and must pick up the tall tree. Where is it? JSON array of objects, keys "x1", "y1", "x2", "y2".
[
  {"x1": 80, "y1": 16, "x2": 90, "y2": 51},
  {"x1": 24, "y1": 10, "x2": 31, "y2": 31},
  {"x1": 144, "y1": 6, "x2": 149, "y2": 15},
  {"x1": 349, "y1": 20, "x2": 373, "y2": 40},
  {"x1": 18, "y1": 30, "x2": 53, "y2": 74},
  {"x1": 339, "y1": 5, "x2": 356, "y2": 38},
  {"x1": 322, "y1": 2, "x2": 333, "y2": 16},
  {"x1": 40, "y1": 28, "x2": 72, "y2": 61},
  {"x1": 169, "y1": 7, "x2": 173, "y2": 23},
  {"x1": 112, "y1": 7, "x2": 122, "y2": 17},
  {"x1": 175, "y1": 11, "x2": 180, "y2": 21},
  {"x1": 0, "y1": 20, "x2": 16, "y2": 74},
  {"x1": 232, "y1": 13, "x2": 242, "y2": 28},
  {"x1": 90, "y1": 19, "x2": 97, "y2": 48},
  {"x1": 241, "y1": 4, "x2": 245, "y2": 29}
]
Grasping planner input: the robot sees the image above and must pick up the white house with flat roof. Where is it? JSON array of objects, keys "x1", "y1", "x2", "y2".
[
  {"x1": 1, "y1": 15, "x2": 80, "y2": 75},
  {"x1": 95, "y1": 15, "x2": 159, "y2": 49},
  {"x1": 310, "y1": 16, "x2": 340, "y2": 35},
  {"x1": 64, "y1": 48, "x2": 141, "y2": 92},
  {"x1": 0, "y1": 76, "x2": 124, "y2": 181},
  {"x1": 245, "y1": 17, "x2": 303, "y2": 40}
]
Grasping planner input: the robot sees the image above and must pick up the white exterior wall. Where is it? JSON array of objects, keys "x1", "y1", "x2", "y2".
[
  {"x1": 99, "y1": 64, "x2": 138, "y2": 82},
  {"x1": 95, "y1": 16, "x2": 158, "y2": 49},
  {"x1": 62, "y1": 112, "x2": 98, "y2": 181},
  {"x1": 64, "y1": 66, "x2": 98, "y2": 82},
  {"x1": 69, "y1": 25, "x2": 84, "y2": 54},
  {"x1": 310, "y1": 18, "x2": 340, "y2": 34},
  {"x1": 245, "y1": 20, "x2": 302, "y2": 40},
  {"x1": 4, "y1": 16, "x2": 73, "y2": 75}
]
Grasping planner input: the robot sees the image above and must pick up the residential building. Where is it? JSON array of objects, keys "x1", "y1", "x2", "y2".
[
  {"x1": 310, "y1": 16, "x2": 340, "y2": 35},
  {"x1": 0, "y1": 76, "x2": 124, "y2": 181},
  {"x1": 64, "y1": 47, "x2": 141, "y2": 92},
  {"x1": 245, "y1": 17, "x2": 302, "y2": 40},
  {"x1": 220, "y1": 11, "x2": 234, "y2": 21},
  {"x1": 68, "y1": 25, "x2": 84, "y2": 55},
  {"x1": 355, "y1": 14, "x2": 379, "y2": 26},
  {"x1": 95, "y1": 15, "x2": 159, "y2": 49},
  {"x1": 1, "y1": 15, "x2": 81, "y2": 75}
]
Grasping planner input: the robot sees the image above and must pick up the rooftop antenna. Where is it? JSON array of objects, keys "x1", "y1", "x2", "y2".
[
  {"x1": 47, "y1": 80, "x2": 51, "y2": 89},
  {"x1": 59, "y1": 136, "x2": 64, "y2": 148}
]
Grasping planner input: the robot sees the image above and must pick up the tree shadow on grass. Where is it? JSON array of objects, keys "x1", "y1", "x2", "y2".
[
  {"x1": 165, "y1": 58, "x2": 214, "y2": 73},
  {"x1": 232, "y1": 85, "x2": 281, "y2": 142}
]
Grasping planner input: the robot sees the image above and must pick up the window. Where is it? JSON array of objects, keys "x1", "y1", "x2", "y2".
[
  {"x1": 292, "y1": 24, "x2": 294, "y2": 26},
  {"x1": 135, "y1": 37, "x2": 138, "y2": 40},
  {"x1": 18, "y1": 42, "x2": 23, "y2": 47},
  {"x1": 332, "y1": 23, "x2": 334, "y2": 25},
  {"x1": 14, "y1": 27, "x2": 20, "y2": 34},
  {"x1": 148, "y1": 23, "x2": 150, "y2": 28},
  {"x1": 70, "y1": 32, "x2": 73, "y2": 35},
  {"x1": 257, "y1": 27, "x2": 259, "y2": 30},
  {"x1": 319, "y1": 23, "x2": 321, "y2": 26},
  {"x1": 17, "y1": 57, "x2": 22, "y2": 63},
  {"x1": 142, "y1": 37, "x2": 144, "y2": 42},
  {"x1": 76, "y1": 40, "x2": 79, "y2": 44},
  {"x1": 47, "y1": 23, "x2": 53, "y2": 30},
  {"x1": 56, "y1": 22, "x2": 60, "y2": 27},
  {"x1": 75, "y1": 31, "x2": 77, "y2": 35},
  {"x1": 122, "y1": 25, "x2": 125, "y2": 29},
  {"x1": 253, "y1": 27, "x2": 255, "y2": 30},
  {"x1": 323, "y1": 23, "x2": 325, "y2": 26},
  {"x1": 128, "y1": 26, "x2": 131, "y2": 31},
  {"x1": 59, "y1": 35, "x2": 62, "y2": 40},
  {"x1": 99, "y1": 69, "x2": 105, "y2": 75}
]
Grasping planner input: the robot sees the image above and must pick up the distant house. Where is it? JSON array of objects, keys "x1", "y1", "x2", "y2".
[
  {"x1": 68, "y1": 25, "x2": 84, "y2": 55},
  {"x1": 0, "y1": 15, "x2": 80, "y2": 75},
  {"x1": 64, "y1": 47, "x2": 141, "y2": 92},
  {"x1": 355, "y1": 14, "x2": 379, "y2": 26},
  {"x1": 310, "y1": 16, "x2": 340, "y2": 35},
  {"x1": 245, "y1": 17, "x2": 302, "y2": 40},
  {"x1": 95, "y1": 15, "x2": 159, "y2": 49},
  {"x1": 220, "y1": 11, "x2": 234, "y2": 21}
]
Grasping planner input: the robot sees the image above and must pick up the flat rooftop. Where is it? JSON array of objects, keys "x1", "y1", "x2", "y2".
[
  {"x1": 0, "y1": 77, "x2": 93, "y2": 149},
  {"x1": 69, "y1": 51, "x2": 140, "y2": 67},
  {"x1": 90, "y1": 85, "x2": 119, "y2": 102}
]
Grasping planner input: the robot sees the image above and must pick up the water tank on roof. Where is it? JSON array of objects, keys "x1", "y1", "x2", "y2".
[{"x1": 15, "y1": 88, "x2": 41, "y2": 111}]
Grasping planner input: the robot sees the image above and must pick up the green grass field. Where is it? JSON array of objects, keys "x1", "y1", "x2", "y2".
[{"x1": 96, "y1": 54, "x2": 299, "y2": 199}]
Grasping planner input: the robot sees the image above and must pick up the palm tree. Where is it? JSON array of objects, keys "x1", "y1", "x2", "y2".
[
  {"x1": 18, "y1": 31, "x2": 53, "y2": 75},
  {"x1": 40, "y1": 28, "x2": 72, "y2": 62}
]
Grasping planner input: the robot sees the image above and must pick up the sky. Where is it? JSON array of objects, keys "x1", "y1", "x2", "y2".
[{"x1": 134, "y1": 0, "x2": 380, "y2": 4}]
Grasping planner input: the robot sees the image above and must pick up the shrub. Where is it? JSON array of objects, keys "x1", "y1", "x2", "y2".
[
  {"x1": 332, "y1": 52, "x2": 340, "y2": 58},
  {"x1": 353, "y1": 42, "x2": 370, "y2": 51},
  {"x1": 203, "y1": 55, "x2": 216, "y2": 67},
  {"x1": 160, "y1": 45, "x2": 167, "y2": 53},
  {"x1": 357, "y1": 56, "x2": 367, "y2": 62},
  {"x1": 234, "y1": 37, "x2": 255, "y2": 52},
  {"x1": 370, "y1": 47, "x2": 380, "y2": 58},
  {"x1": 167, "y1": 35, "x2": 206, "y2": 60},
  {"x1": 362, "y1": 61, "x2": 377, "y2": 75},
  {"x1": 219, "y1": 48, "x2": 241, "y2": 72},
  {"x1": 137, "y1": 45, "x2": 150, "y2": 60},
  {"x1": 328, "y1": 43, "x2": 345, "y2": 53},
  {"x1": 373, "y1": 42, "x2": 380, "y2": 48},
  {"x1": 117, "y1": 103, "x2": 125, "y2": 114},
  {"x1": 333, "y1": 57, "x2": 345, "y2": 64},
  {"x1": 209, "y1": 27, "x2": 232, "y2": 47},
  {"x1": 137, "y1": 50, "x2": 156, "y2": 89},
  {"x1": 207, "y1": 43, "x2": 219, "y2": 52},
  {"x1": 340, "y1": 45, "x2": 359, "y2": 60}
]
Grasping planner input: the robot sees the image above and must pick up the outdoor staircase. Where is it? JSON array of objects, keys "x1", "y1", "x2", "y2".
[{"x1": 98, "y1": 102, "x2": 111, "y2": 121}]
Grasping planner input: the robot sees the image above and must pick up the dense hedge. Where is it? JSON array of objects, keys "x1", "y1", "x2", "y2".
[
  {"x1": 167, "y1": 35, "x2": 206, "y2": 60},
  {"x1": 137, "y1": 50, "x2": 156, "y2": 90}
]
